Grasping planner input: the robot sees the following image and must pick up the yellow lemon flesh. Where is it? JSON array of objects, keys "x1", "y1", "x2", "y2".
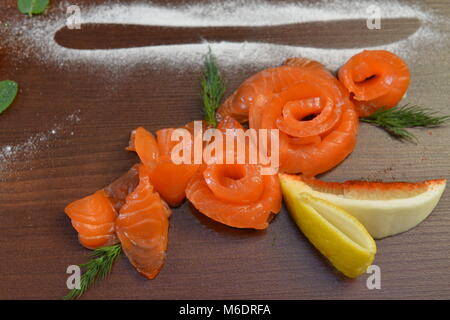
[
  {"x1": 279, "y1": 174, "x2": 446, "y2": 239},
  {"x1": 282, "y1": 189, "x2": 376, "y2": 278}
]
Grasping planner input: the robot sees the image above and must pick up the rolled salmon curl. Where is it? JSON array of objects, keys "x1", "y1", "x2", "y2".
[
  {"x1": 186, "y1": 164, "x2": 281, "y2": 229},
  {"x1": 127, "y1": 126, "x2": 200, "y2": 207},
  {"x1": 217, "y1": 57, "x2": 335, "y2": 123},
  {"x1": 215, "y1": 115, "x2": 250, "y2": 163},
  {"x1": 116, "y1": 165, "x2": 171, "y2": 279},
  {"x1": 338, "y1": 50, "x2": 410, "y2": 117},
  {"x1": 186, "y1": 117, "x2": 282, "y2": 230},
  {"x1": 248, "y1": 61, "x2": 358, "y2": 176},
  {"x1": 64, "y1": 190, "x2": 119, "y2": 249},
  {"x1": 151, "y1": 127, "x2": 201, "y2": 207}
]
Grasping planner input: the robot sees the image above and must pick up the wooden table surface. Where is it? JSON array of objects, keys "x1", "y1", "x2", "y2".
[{"x1": 0, "y1": 0, "x2": 449, "y2": 300}]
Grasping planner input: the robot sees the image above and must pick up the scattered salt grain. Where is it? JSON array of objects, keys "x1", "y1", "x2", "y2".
[
  {"x1": 66, "y1": 110, "x2": 81, "y2": 123},
  {"x1": 0, "y1": 110, "x2": 81, "y2": 180},
  {"x1": 0, "y1": 132, "x2": 50, "y2": 176}
]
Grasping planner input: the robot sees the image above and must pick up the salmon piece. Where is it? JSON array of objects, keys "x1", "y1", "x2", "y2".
[
  {"x1": 217, "y1": 114, "x2": 244, "y2": 131},
  {"x1": 115, "y1": 165, "x2": 171, "y2": 279},
  {"x1": 104, "y1": 165, "x2": 140, "y2": 212},
  {"x1": 283, "y1": 57, "x2": 330, "y2": 71},
  {"x1": 127, "y1": 127, "x2": 159, "y2": 169},
  {"x1": 128, "y1": 126, "x2": 201, "y2": 207},
  {"x1": 64, "y1": 190, "x2": 119, "y2": 249},
  {"x1": 65, "y1": 166, "x2": 141, "y2": 250},
  {"x1": 186, "y1": 166, "x2": 281, "y2": 229},
  {"x1": 217, "y1": 57, "x2": 332, "y2": 123},
  {"x1": 149, "y1": 158, "x2": 200, "y2": 207},
  {"x1": 151, "y1": 127, "x2": 201, "y2": 206},
  {"x1": 224, "y1": 58, "x2": 359, "y2": 176},
  {"x1": 185, "y1": 117, "x2": 282, "y2": 229},
  {"x1": 338, "y1": 50, "x2": 410, "y2": 117},
  {"x1": 278, "y1": 102, "x2": 358, "y2": 176},
  {"x1": 215, "y1": 116, "x2": 253, "y2": 163}
]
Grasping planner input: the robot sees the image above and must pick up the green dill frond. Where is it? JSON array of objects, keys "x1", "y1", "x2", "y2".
[
  {"x1": 64, "y1": 244, "x2": 122, "y2": 300},
  {"x1": 361, "y1": 104, "x2": 450, "y2": 142},
  {"x1": 201, "y1": 47, "x2": 225, "y2": 127}
]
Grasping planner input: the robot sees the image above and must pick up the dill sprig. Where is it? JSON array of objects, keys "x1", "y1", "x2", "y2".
[
  {"x1": 64, "y1": 244, "x2": 122, "y2": 300},
  {"x1": 361, "y1": 104, "x2": 450, "y2": 142},
  {"x1": 201, "y1": 48, "x2": 225, "y2": 127}
]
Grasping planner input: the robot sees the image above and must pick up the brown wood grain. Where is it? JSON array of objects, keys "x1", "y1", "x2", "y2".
[
  {"x1": 0, "y1": 0, "x2": 449, "y2": 300},
  {"x1": 54, "y1": 18, "x2": 420, "y2": 49}
]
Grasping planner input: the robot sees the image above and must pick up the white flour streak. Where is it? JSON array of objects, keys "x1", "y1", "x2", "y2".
[
  {"x1": 81, "y1": 0, "x2": 425, "y2": 26},
  {"x1": 0, "y1": 110, "x2": 81, "y2": 178},
  {"x1": 3, "y1": 0, "x2": 448, "y2": 71},
  {"x1": 0, "y1": 128, "x2": 58, "y2": 177}
]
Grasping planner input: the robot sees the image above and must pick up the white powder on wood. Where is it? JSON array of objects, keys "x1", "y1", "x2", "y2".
[
  {"x1": 0, "y1": 109, "x2": 81, "y2": 179},
  {"x1": 77, "y1": 0, "x2": 426, "y2": 26},
  {"x1": 1, "y1": 0, "x2": 447, "y2": 72}
]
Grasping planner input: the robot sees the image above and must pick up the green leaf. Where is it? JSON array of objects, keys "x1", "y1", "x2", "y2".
[
  {"x1": 18, "y1": 0, "x2": 50, "y2": 16},
  {"x1": 0, "y1": 81, "x2": 19, "y2": 114}
]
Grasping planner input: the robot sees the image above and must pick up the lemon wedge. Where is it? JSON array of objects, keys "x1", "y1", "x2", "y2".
[
  {"x1": 279, "y1": 174, "x2": 446, "y2": 239},
  {"x1": 282, "y1": 190, "x2": 376, "y2": 278}
]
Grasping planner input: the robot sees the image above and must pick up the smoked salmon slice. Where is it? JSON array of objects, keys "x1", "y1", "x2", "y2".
[
  {"x1": 217, "y1": 57, "x2": 334, "y2": 123},
  {"x1": 64, "y1": 166, "x2": 141, "y2": 250},
  {"x1": 115, "y1": 165, "x2": 171, "y2": 279},
  {"x1": 186, "y1": 166, "x2": 281, "y2": 229},
  {"x1": 151, "y1": 127, "x2": 201, "y2": 206},
  {"x1": 338, "y1": 50, "x2": 410, "y2": 117},
  {"x1": 64, "y1": 190, "x2": 119, "y2": 249},
  {"x1": 104, "y1": 165, "x2": 140, "y2": 212},
  {"x1": 127, "y1": 127, "x2": 159, "y2": 169},
  {"x1": 223, "y1": 57, "x2": 358, "y2": 176},
  {"x1": 186, "y1": 117, "x2": 282, "y2": 229},
  {"x1": 128, "y1": 126, "x2": 200, "y2": 207}
]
